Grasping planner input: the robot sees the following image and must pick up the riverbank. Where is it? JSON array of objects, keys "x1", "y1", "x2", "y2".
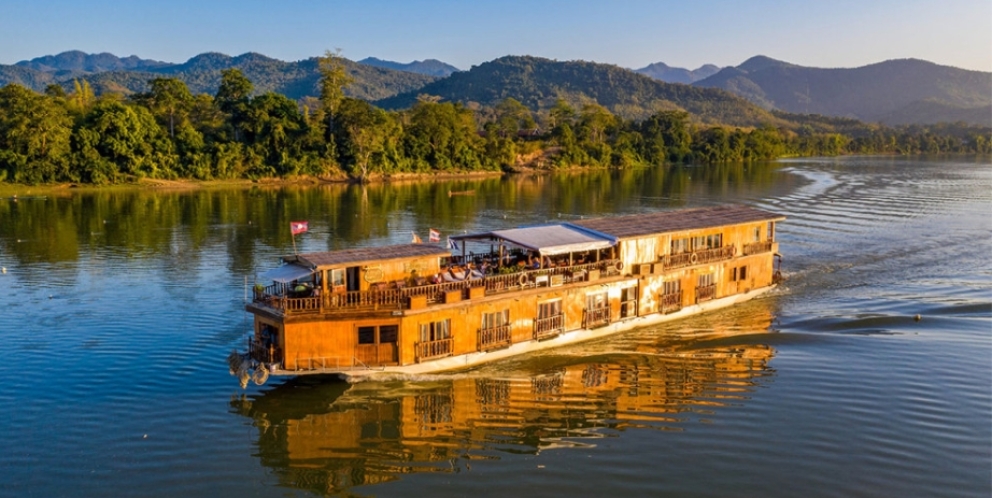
[{"x1": 0, "y1": 169, "x2": 510, "y2": 196}]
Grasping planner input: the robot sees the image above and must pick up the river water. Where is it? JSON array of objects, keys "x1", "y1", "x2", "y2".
[{"x1": 1, "y1": 157, "x2": 989, "y2": 497}]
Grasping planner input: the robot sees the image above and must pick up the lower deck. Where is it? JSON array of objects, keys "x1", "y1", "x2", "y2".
[{"x1": 260, "y1": 285, "x2": 775, "y2": 380}]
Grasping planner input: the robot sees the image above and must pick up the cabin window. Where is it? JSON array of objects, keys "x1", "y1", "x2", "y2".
[
  {"x1": 358, "y1": 325, "x2": 398, "y2": 345},
  {"x1": 482, "y1": 309, "x2": 510, "y2": 329},
  {"x1": 583, "y1": 293, "x2": 609, "y2": 329},
  {"x1": 753, "y1": 226, "x2": 762, "y2": 242},
  {"x1": 479, "y1": 310, "x2": 512, "y2": 352},
  {"x1": 539, "y1": 299, "x2": 563, "y2": 319},
  {"x1": 586, "y1": 292, "x2": 608, "y2": 310},
  {"x1": 358, "y1": 326, "x2": 376, "y2": 344},
  {"x1": 767, "y1": 222, "x2": 775, "y2": 241},
  {"x1": 535, "y1": 299, "x2": 565, "y2": 340},
  {"x1": 419, "y1": 319, "x2": 451, "y2": 343},
  {"x1": 698, "y1": 273, "x2": 715, "y2": 287},
  {"x1": 331, "y1": 269, "x2": 345, "y2": 287},
  {"x1": 706, "y1": 234, "x2": 723, "y2": 248},
  {"x1": 731, "y1": 266, "x2": 748, "y2": 281},
  {"x1": 690, "y1": 236, "x2": 707, "y2": 251},
  {"x1": 671, "y1": 238, "x2": 689, "y2": 254},
  {"x1": 620, "y1": 286, "x2": 638, "y2": 318},
  {"x1": 379, "y1": 325, "x2": 398, "y2": 343},
  {"x1": 663, "y1": 280, "x2": 681, "y2": 295}
]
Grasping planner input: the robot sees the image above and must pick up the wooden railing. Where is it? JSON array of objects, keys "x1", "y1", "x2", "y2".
[
  {"x1": 477, "y1": 325, "x2": 512, "y2": 352},
  {"x1": 533, "y1": 313, "x2": 565, "y2": 341},
  {"x1": 660, "y1": 246, "x2": 736, "y2": 270},
  {"x1": 660, "y1": 290, "x2": 682, "y2": 314},
  {"x1": 415, "y1": 338, "x2": 453, "y2": 362},
  {"x1": 582, "y1": 307, "x2": 611, "y2": 329},
  {"x1": 695, "y1": 284, "x2": 716, "y2": 303},
  {"x1": 248, "y1": 337, "x2": 282, "y2": 364},
  {"x1": 253, "y1": 258, "x2": 621, "y2": 315},
  {"x1": 743, "y1": 241, "x2": 773, "y2": 255}
]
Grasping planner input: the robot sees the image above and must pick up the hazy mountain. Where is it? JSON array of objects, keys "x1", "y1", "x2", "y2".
[
  {"x1": 0, "y1": 64, "x2": 57, "y2": 90},
  {"x1": 375, "y1": 55, "x2": 780, "y2": 126},
  {"x1": 694, "y1": 56, "x2": 992, "y2": 125},
  {"x1": 634, "y1": 62, "x2": 720, "y2": 84},
  {"x1": 359, "y1": 57, "x2": 460, "y2": 77},
  {"x1": 0, "y1": 51, "x2": 437, "y2": 102},
  {"x1": 15, "y1": 50, "x2": 171, "y2": 73}
]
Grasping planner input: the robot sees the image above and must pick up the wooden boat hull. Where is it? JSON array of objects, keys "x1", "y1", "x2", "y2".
[{"x1": 267, "y1": 284, "x2": 776, "y2": 380}]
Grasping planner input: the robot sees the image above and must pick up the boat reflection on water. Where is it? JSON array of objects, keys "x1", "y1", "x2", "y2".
[{"x1": 230, "y1": 299, "x2": 779, "y2": 496}]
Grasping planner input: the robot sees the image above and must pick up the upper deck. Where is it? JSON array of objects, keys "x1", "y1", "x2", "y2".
[{"x1": 248, "y1": 205, "x2": 783, "y2": 318}]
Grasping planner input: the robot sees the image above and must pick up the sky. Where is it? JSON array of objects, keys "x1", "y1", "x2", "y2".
[{"x1": 2, "y1": 0, "x2": 990, "y2": 72}]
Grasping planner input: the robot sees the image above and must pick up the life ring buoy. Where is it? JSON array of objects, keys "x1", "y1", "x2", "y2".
[
  {"x1": 690, "y1": 253, "x2": 698, "y2": 265},
  {"x1": 251, "y1": 367, "x2": 269, "y2": 386},
  {"x1": 519, "y1": 274, "x2": 528, "y2": 286},
  {"x1": 615, "y1": 261, "x2": 624, "y2": 272}
]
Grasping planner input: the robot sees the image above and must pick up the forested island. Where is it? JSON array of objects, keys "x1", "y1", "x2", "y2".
[{"x1": 0, "y1": 53, "x2": 989, "y2": 185}]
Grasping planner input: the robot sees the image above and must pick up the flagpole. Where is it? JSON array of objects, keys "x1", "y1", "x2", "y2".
[{"x1": 292, "y1": 232, "x2": 298, "y2": 256}]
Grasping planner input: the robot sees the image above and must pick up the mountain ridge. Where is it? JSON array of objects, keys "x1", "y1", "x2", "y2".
[
  {"x1": 358, "y1": 57, "x2": 460, "y2": 77},
  {"x1": 633, "y1": 62, "x2": 720, "y2": 84},
  {"x1": 693, "y1": 55, "x2": 991, "y2": 125},
  {"x1": 1, "y1": 50, "x2": 988, "y2": 126}
]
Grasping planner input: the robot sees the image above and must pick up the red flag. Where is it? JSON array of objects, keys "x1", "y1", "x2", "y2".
[
  {"x1": 429, "y1": 228, "x2": 440, "y2": 243},
  {"x1": 290, "y1": 221, "x2": 308, "y2": 235}
]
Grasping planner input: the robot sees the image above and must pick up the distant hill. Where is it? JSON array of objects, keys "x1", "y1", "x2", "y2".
[
  {"x1": 145, "y1": 52, "x2": 437, "y2": 101},
  {"x1": 375, "y1": 55, "x2": 780, "y2": 126},
  {"x1": 15, "y1": 50, "x2": 171, "y2": 73},
  {"x1": 0, "y1": 51, "x2": 437, "y2": 102},
  {"x1": 694, "y1": 56, "x2": 992, "y2": 125},
  {"x1": 634, "y1": 62, "x2": 720, "y2": 84},
  {"x1": 359, "y1": 57, "x2": 460, "y2": 77}
]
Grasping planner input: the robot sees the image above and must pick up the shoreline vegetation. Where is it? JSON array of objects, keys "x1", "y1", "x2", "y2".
[{"x1": 1, "y1": 52, "x2": 990, "y2": 188}]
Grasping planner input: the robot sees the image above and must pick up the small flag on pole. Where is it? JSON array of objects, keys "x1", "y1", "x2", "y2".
[
  {"x1": 447, "y1": 237, "x2": 458, "y2": 251},
  {"x1": 411, "y1": 231, "x2": 422, "y2": 244},
  {"x1": 429, "y1": 228, "x2": 441, "y2": 243},
  {"x1": 290, "y1": 221, "x2": 309, "y2": 235}
]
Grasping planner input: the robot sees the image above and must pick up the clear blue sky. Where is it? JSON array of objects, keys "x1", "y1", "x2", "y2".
[{"x1": 2, "y1": 0, "x2": 990, "y2": 71}]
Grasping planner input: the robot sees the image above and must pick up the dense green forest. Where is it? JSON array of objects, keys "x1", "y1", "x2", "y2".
[{"x1": 0, "y1": 53, "x2": 989, "y2": 185}]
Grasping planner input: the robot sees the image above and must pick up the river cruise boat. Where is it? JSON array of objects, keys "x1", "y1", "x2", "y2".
[{"x1": 231, "y1": 205, "x2": 784, "y2": 385}]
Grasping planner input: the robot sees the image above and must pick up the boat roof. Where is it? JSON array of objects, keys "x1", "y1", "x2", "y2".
[
  {"x1": 452, "y1": 223, "x2": 617, "y2": 256},
  {"x1": 574, "y1": 205, "x2": 785, "y2": 239},
  {"x1": 291, "y1": 243, "x2": 451, "y2": 268}
]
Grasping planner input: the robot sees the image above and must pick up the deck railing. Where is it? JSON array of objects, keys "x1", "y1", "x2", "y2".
[
  {"x1": 582, "y1": 307, "x2": 611, "y2": 329},
  {"x1": 477, "y1": 325, "x2": 512, "y2": 352},
  {"x1": 660, "y1": 246, "x2": 735, "y2": 270},
  {"x1": 660, "y1": 290, "x2": 683, "y2": 314},
  {"x1": 415, "y1": 338, "x2": 454, "y2": 362},
  {"x1": 695, "y1": 284, "x2": 716, "y2": 303},
  {"x1": 248, "y1": 337, "x2": 282, "y2": 364},
  {"x1": 253, "y1": 258, "x2": 620, "y2": 315},
  {"x1": 743, "y1": 241, "x2": 773, "y2": 255},
  {"x1": 534, "y1": 313, "x2": 565, "y2": 341}
]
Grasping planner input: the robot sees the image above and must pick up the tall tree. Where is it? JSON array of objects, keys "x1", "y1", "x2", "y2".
[
  {"x1": 318, "y1": 49, "x2": 354, "y2": 121},
  {"x1": 142, "y1": 78, "x2": 193, "y2": 138},
  {"x1": 215, "y1": 68, "x2": 254, "y2": 142},
  {"x1": 0, "y1": 85, "x2": 73, "y2": 183}
]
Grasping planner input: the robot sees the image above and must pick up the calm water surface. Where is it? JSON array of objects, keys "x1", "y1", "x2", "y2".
[{"x1": 1, "y1": 157, "x2": 989, "y2": 497}]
